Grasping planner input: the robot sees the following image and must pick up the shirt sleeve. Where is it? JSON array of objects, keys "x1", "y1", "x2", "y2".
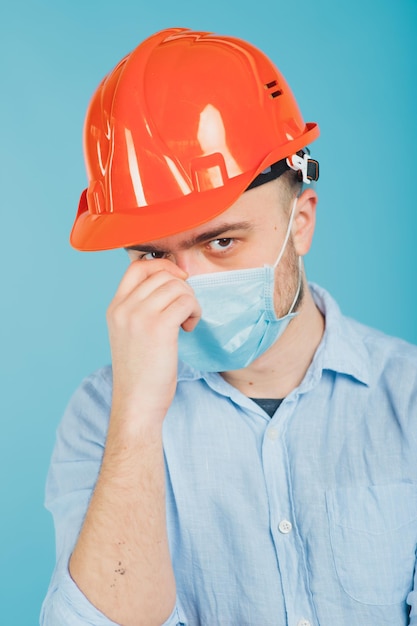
[
  {"x1": 407, "y1": 558, "x2": 417, "y2": 625},
  {"x1": 41, "y1": 570, "x2": 185, "y2": 626},
  {"x1": 40, "y1": 368, "x2": 187, "y2": 626}
]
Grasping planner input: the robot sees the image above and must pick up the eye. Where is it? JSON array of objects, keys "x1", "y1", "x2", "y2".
[
  {"x1": 139, "y1": 251, "x2": 167, "y2": 261},
  {"x1": 208, "y1": 238, "x2": 233, "y2": 251}
]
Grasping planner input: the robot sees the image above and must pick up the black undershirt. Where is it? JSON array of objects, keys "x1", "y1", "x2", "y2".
[{"x1": 250, "y1": 397, "x2": 284, "y2": 418}]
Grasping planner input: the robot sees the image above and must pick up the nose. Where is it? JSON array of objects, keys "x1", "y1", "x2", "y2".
[{"x1": 174, "y1": 250, "x2": 210, "y2": 277}]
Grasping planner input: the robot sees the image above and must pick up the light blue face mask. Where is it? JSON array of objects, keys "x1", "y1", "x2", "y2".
[{"x1": 178, "y1": 198, "x2": 301, "y2": 372}]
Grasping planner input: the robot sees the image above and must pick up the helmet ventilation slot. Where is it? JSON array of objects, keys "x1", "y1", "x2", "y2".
[{"x1": 264, "y1": 80, "x2": 282, "y2": 98}]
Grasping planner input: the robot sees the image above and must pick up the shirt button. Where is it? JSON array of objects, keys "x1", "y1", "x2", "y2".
[
  {"x1": 267, "y1": 427, "x2": 278, "y2": 440},
  {"x1": 297, "y1": 620, "x2": 311, "y2": 626},
  {"x1": 278, "y1": 519, "x2": 292, "y2": 534}
]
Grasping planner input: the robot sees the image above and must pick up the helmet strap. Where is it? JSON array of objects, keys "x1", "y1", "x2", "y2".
[{"x1": 246, "y1": 148, "x2": 319, "y2": 191}]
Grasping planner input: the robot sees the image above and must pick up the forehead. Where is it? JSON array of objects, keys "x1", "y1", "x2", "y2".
[{"x1": 130, "y1": 179, "x2": 285, "y2": 250}]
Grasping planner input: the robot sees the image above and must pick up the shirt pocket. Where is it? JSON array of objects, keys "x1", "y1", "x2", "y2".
[{"x1": 326, "y1": 483, "x2": 417, "y2": 605}]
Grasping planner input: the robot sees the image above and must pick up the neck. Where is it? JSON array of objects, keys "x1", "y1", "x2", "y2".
[{"x1": 221, "y1": 283, "x2": 325, "y2": 399}]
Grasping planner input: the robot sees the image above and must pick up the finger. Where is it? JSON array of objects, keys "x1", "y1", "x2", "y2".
[
  {"x1": 118, "y1": 269, "x2": 194, "y2": 309},
  {"x1": 180, "y1": 308, "x2": 201, "y2": 332},
  {"x1": 110, "y1": 277, "x2": 201, "y2": 332},
  {"x1": 114, "y1": 259, "x2": 187, "y2": 302},
  {"x1": 161, "y1": 291, "x2": 202, "y2": 332},
  {"x1": 140, "y1": 278, "x2": 200, "y2": 321}
]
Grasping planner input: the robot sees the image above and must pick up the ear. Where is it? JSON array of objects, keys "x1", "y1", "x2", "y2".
[{"x1": 291, "y1": 187, "x2": 318, "y2": 256}]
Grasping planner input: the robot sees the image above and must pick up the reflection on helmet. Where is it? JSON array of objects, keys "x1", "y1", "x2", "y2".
[{"x1": 71, "y1": 28, "x2": 319, "y2": 251}]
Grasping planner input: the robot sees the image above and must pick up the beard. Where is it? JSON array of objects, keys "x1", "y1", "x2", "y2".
[{"x1": 273, "y1": 237, "x2": 303, "y2": 318}]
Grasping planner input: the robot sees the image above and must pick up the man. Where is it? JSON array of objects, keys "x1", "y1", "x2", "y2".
[{"x1": 41, "y1": 28, "x2": 417, "y2": 626}]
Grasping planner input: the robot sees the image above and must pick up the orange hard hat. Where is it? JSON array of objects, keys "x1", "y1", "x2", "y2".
[{"x1": 70, "y1": 28, "x2": 319, "y2": 251}]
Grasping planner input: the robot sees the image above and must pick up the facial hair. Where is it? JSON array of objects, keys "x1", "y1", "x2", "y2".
[{"x1": 273, "y1": 237, "x2": 303, "y2": 318}]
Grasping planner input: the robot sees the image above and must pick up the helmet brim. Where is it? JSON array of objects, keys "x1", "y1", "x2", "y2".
[{"x1": 70, "y1": 122, "x2": 319, "y2": 251}]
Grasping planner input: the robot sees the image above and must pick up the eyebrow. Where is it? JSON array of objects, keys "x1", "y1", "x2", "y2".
[{"x1": 127, "y1": 221, "x2": 253, "y2": 253}]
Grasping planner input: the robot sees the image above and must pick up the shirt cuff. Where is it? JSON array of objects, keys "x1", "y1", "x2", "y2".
[{"x1": 41, "y1": 561, "x2": 186, "y2": 626}]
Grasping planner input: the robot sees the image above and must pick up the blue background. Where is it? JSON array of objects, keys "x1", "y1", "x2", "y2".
[{"x1": 1, "y1": 1, "x2": 416, "y2": 623}]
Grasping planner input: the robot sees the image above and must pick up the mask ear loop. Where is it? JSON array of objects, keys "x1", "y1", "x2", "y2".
[
  {"x1": 271, "y1": 196, "x2": 303, "y2": 315},
  {"x1": 272, "y1": 196, "x2": 298, "y2": 269}
]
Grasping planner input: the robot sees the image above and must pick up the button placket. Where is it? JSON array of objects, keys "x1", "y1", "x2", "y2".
[{"x1": 262, "y1": 400, "x2": 316, "y2": 626}]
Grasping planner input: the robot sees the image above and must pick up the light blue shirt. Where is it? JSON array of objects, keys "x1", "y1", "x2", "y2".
[{"x1": 41, "y1": 285, "x2": 417, "y2": 626}]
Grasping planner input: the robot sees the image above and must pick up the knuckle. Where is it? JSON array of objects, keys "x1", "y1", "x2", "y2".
[
  {"x1": 107, "y1": 302, "x2": 130, "y2": 328},
  {"x1": 173, "y1": 292, "x2": 197, "y2": 312}
]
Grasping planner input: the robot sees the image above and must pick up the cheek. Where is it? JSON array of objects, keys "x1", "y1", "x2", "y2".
[{"x1": 273, "y1": 242, "x2": 300, "y2": 307}]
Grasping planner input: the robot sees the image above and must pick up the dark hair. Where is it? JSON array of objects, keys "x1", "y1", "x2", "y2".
[{"x1": 278, "y1": 170, "x2": 303, "y2": 209}]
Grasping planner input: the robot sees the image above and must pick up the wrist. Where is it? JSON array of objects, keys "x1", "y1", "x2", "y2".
[{"x1": 107, "y1": 402, "x2": 165, "y2": 445}]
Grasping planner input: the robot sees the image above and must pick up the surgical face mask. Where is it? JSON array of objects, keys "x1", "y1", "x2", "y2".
[{"x1": 178, "y1": 198, "x2": 301, "y2": 372}]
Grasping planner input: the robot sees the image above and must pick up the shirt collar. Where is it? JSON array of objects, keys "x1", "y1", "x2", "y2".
[{"x1": 307, "y1": 283, "x2": 370, "y2": 386}]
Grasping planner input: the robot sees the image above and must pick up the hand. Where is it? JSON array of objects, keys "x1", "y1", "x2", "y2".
[{"x1": 107, "y1": 259, "x2": 201, "y2": 423}]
